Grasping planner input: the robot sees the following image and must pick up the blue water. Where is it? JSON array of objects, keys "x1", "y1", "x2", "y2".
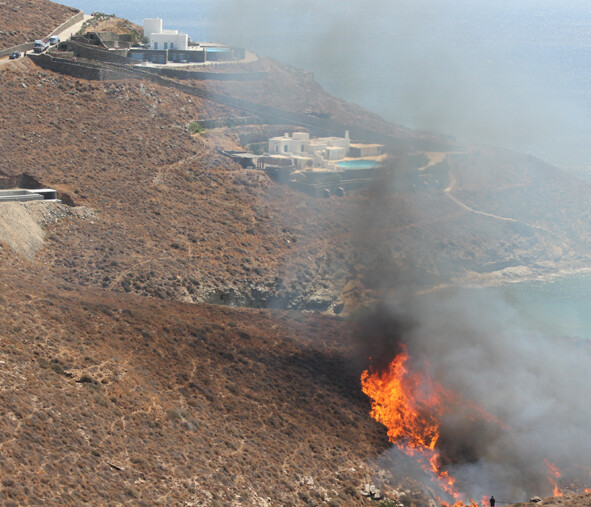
[
  {"x1": 496, "y1": 275, "x2": 591, "y2": 338},
  {"x1": 423, "y1": 273, "x2": 591, "y2": 340},
  {"x1": 70, "y1": 0, "x2": 591, "y2": 171},
  {"x1": 68, "y1": 1, "x2": 591, "y2": 337},
  {"x1": 337, "y1": 159, "x2": 379, "y2": 169}
]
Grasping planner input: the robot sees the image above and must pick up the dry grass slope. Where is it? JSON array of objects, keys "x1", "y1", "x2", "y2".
[
  {"x1": 0, "y1": 270, "x2": 399, "y2": 505},
  {"x1": 0, "y1": 0, "x2": 78, "y2": 50}
]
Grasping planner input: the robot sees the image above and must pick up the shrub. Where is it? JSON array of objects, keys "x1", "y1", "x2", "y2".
[{"x1": 187, "y1": 121, "x2": 206, "y2": 134}]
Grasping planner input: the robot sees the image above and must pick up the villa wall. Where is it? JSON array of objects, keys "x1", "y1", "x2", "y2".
[
  {"x1": 151, "y1": 33, "x2": 188, "y2": 51},
  {"x1": 32, "y1": 53, "x2": 132, "y2": 81},
  {"x1": 144, "y1": 18, "x2": 188, "y2": 51},
  {"x1": 64, "y1": 40, "x2": 136, "y2": 64},
  {"x1": 168, "y1": 49, "x2": 206, "y2": 63}
]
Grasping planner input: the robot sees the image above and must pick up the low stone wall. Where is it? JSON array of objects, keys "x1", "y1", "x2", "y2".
[
  {"x1": 0, "y1": 42, "x2": 34, "y2": 58},
  {"x1": 140, "y1": 66, "x2": 267, "y2": 81},
  {"x1": 64, "y1": 40, "x2": 136, "y2": 64},
  {"x1": 32, "y1": 54, "x2": 131, "y2": 81},
  {"x1": 194, "y1": 117, "x2": 262, "y2": 129}
]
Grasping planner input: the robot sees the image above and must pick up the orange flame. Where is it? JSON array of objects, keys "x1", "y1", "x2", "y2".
[
  {"x1": 361, "y1": 346, "x2": 504, "y2": 505},
  {"x1": 544, "y1": 459, "x2": 563, "y2": 497},
  {"x1": 361, "y1": 345, "x2": 461, "y2": 498}
]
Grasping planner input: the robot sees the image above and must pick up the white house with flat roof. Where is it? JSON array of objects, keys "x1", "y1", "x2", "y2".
[
  {"x1": 268, "y1": 131, "x2": 350, "y2": 160},
  {"x1": 144, "y1": 18, "x2": 188, "y2": 51},
  {"x1": 267, "y1": 131, "x2": 353, "y2": 169}
]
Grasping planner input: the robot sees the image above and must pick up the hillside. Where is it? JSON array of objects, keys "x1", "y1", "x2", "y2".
[
  {"x1": 0, "y1": 266, "x2": 404, "y2": 505},
  {"x1": 3, "y1": 56, "x2": 591, "y2": 313},
  {"x1": 0, "y1": 0, "x2": 78, "y2": 49},
  {"x1": 2, "y1": 1, "x2": 591, "y2": 505}
]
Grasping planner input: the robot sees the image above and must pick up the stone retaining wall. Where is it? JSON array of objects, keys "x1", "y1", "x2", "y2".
[
  {"x1": 0, "y1": 42, "x2": 34, "y2": 58},
  {"x1": 64, "y1": 40, "x2": 136, "y2": 64},
  {"x1": 32, "y1": 54, "x2": 131, "y2": 81},
  {"x1": 139, "y1": 66, "x2": 267, "y2": 81}
]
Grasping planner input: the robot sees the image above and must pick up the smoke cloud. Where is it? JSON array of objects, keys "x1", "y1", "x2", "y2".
[
  {"x1": 73, "y1": 0, "x2": 591, "y2": 499},
  {"x1": 358, "y1": 284, "x2": 591, "y2": 501}
]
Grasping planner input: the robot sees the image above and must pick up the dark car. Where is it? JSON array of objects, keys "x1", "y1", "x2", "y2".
[{"x1": 9, "y1": 51, "x2": 21, "y2": 59}]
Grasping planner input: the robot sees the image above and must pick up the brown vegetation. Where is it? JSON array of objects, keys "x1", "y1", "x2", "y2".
[
  {"x1": 2, "y1": 1, "x2": 591, "y2": 505},
  {"x1": 0, "y1": 267, "x2": 400, "y2": 505},
  {"x1": 0, "y1": 0, "x2": 78, "y2": 50}
]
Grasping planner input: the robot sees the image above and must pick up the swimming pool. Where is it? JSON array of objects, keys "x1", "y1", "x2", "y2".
[{"x1": 336, "y1": 159, "x2": 379, "y2": 169}]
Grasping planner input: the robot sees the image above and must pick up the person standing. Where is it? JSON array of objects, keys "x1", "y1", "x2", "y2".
[{"x1": 490, "y1": 496, "x2": 496, "y2": 507}]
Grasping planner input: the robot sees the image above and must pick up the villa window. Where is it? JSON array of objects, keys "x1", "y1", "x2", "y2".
[
  {"x1": 301, "y1": 145, "x2": 305, "y2": 152},
  {"x1": 275, "y1": 146, "x2": 278, "y2": 153},
  {"x1": 164, "y1": 42, "x2": 168, "y2": 50},
  {"x1": 284, "y1": 145, "x2": 288, "y2": 153},
  {"x1": 154, "y1": 42, "x2": 158, "y2": 49},
  {"x1": 170, "y1": 42, "x2": 175, "y2": 49}
]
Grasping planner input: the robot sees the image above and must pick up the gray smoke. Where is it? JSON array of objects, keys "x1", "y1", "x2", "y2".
[
  {"x1": 205, "y1": 0, "x2": 591, "y2": 168},
  {"x1": 369, "y1": 288, "x2": 591, "y2": 501},
  {"x1": 76, "y1": 0, "x2": 591, "y2": 499}
]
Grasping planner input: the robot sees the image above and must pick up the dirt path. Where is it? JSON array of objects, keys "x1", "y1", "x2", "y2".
[
  {"x1": 444, "y1": 170, "x2": 518, "y2": 223},
  {"x1": 55, "y1": 14, "x2": 93, "y2": 41}
]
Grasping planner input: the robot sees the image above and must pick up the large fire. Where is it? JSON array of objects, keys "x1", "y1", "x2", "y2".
[
  {"x1": 360, "y1": 345, "x2": 488, "y2": 506},
  {"x1": 361, "y1": 345, "x2": 588, "y2": 504}
]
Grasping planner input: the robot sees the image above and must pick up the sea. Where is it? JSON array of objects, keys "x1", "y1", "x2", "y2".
[{"x1": 68, "y1": 0, "x2": 591, "y2": 340}]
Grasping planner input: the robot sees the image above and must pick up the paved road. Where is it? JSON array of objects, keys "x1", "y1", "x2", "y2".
[
  {"x1": 0, "y1": 12, "x2": 92, "y2": 68},
  {"x1": 54, "y1": 14, "x2": 93, "y2": 41}
]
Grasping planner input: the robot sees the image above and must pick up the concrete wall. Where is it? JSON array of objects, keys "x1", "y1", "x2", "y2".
[{"x1": 0, "y1": 189, "x2": 59, "y2": 203}]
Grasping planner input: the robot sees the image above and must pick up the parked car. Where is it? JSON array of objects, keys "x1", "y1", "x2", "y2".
[
  {"x1": 48, "y1": 36, "x2": 60, "y2": 45},
  {"x1": 33, "y1": 40, "x2": 49, "y2": 53},
  {"x1": 9, "y1": 51, "x2": 21, "y2": 59}
]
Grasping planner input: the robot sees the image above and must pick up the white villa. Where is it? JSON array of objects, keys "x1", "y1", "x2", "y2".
[
  {"x1": 268, "y1": 131, "x2": 352, "y2": 168},
  {"x1": 144, "y1": 18, "x2": 188, "y2": 51}
]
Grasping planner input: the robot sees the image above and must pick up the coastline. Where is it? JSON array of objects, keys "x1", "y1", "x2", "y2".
[{"x1": 417, "y1": 263, "x2": 591, "y2": 296}]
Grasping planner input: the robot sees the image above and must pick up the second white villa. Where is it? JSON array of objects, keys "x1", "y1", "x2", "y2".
[{"x1": 266, "y1": 131, "x2": 385, "y2": 170}]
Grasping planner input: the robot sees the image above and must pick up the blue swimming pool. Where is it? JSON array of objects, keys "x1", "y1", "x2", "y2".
[{"x1": 336, "y1": 159, "x2": 379, "y2": 169}]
